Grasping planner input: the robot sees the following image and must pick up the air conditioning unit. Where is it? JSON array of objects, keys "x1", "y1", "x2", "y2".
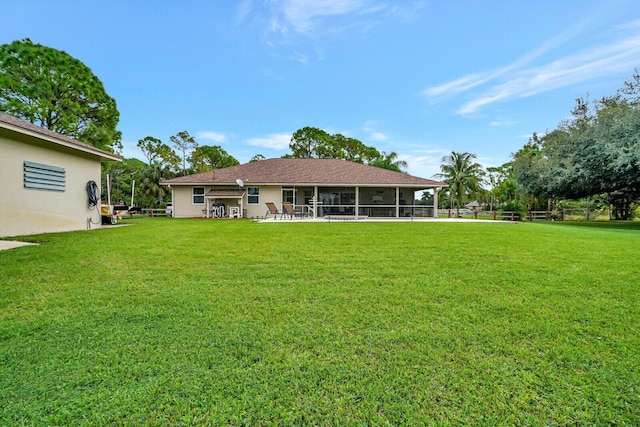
[{"x1": 229, "y1": 206, "x2": 240, "y2": 218}]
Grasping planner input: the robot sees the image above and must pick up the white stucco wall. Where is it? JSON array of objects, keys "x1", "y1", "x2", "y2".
[{"x1": 0, "y1": 131, "x2": 105, "y2": 237}]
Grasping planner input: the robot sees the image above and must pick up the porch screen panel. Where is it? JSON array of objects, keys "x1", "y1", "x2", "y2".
[{"x1": 24, "y1": 161, "x2": 66, "y2": 192}]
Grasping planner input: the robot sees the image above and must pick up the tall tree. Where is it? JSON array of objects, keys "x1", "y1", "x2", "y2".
[
  {"x1": 103, "y1": 158, "x2": 147, "y2": 206},
  {"x1": 170, "y1": 130, "x2": 197, "y2": 176},
  {"x1": 137, "y1": 136, "x2": 164, "y2": 165},
  {"x1": 289, "y1": 127, "x2": 332, "y2": 158},
  {"x1": 330, "y1": 133, "x2": 380, "y2": 163},
  {"x1": 189, "y1": 145, "x2": 239, "y2": 172},
  {"x1": 434, "y1": 151, "x2": 484, "y2": 215},
  {"x1": 137, "y1": 136, "x2": 180, "y2": 172},
  {"x1": 514, "y1": 71, "x2": 640, "y2": 219},
  {"x1": 289, "y1": 126, "x2": 381, "y2": 163},
  {"x1": 0, "y1": 39, "x2": 121, "y2": 152}
]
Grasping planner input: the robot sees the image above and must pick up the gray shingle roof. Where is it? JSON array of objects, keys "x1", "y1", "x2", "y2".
[{"x1": 163, "y1": 158, "x2": 445, "y2": 188}]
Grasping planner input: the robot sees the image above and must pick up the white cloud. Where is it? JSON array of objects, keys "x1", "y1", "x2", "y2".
[
  {"x1": 290, "y1": 51, "x2": 309, "y2": 64},
  {"x1": 260, "y1": 0, "x2": 394, "y2": 41},
  {"x1": 425, "y1": 18, "x2": 640, "y2": 115},
  {"x1": 369, "y1": 131, "x2": 387, "y2": 141},
  {"x1": 247, "y1": 133, "x2": 292, "y2": 149},
  {"x1": 489, "y1": 120, "x2": 518, "y2": 127},
  {"x1": 362, "y1": 121, "x2": 388, "y2": 141},
  {"x1": 278, "y1": 0, "x2": 378, "y2": 33},
  {"x1": 401, "y1": 153, "x2": 445, "y2": 180},
  {"x1": 235, "y1": 0, "x2": 253, "y2": 22},
  {"x1": 196, "y1": 131, "x2": 227, "y2": 143}
]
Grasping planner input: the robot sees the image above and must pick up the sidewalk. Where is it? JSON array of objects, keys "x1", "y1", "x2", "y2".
[{"x1": 0, "y1": 240, "x2": 38, "y2": 251}]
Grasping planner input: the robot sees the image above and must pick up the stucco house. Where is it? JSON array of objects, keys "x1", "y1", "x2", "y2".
[
  {"x1": 161, "y1": 158, "x2": 446, "y2": 219},
  {"x1": 0, "y1": 112, "x2": 121, "y2": 237}
]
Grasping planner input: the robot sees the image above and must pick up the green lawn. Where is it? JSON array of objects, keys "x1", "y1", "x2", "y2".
[{"x1": 1, "y1": 218, "x2": 639, "y2": 426}]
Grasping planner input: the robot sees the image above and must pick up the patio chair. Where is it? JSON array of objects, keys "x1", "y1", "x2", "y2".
[
  {"x1": 281, "y1": 202, "x2": 296, "y2": 219},
  {"x1": 294, "y1": 205, "x2": 310, "y2": 219},
  {"x1": 265, "y1": 202, "x2": 280, "y2": 219}
]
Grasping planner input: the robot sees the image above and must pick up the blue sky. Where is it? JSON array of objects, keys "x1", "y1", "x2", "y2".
[{"x1": 3, "y1": 1, "x2": 640, "y2": 178}]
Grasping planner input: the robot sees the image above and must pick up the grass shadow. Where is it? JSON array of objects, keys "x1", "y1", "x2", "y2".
[{"x1": 549, "y1": 220, "x2": 640, "y2": 232}]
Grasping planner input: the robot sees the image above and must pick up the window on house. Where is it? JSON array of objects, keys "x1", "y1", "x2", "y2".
[
  {"x1": 247, "y1": 187, "x2": 259, "y2": 204},
  {"x1": 193, "y1": 187, "x2": 205, "y2": 204},
  {"x1": 24, "y1": 161, "x2": 66, "y2": 192}
]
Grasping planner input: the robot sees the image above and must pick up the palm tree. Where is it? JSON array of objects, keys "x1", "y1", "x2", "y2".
[
  {"x1": 434, "y1": 151, "x2": 484, "y2": 216},
  {"x1": 369, "y1": 151, "x2": 408, "y2": 173},
  {"x1": 138, "y1": 164, "x2": 173, "y2": 207}
]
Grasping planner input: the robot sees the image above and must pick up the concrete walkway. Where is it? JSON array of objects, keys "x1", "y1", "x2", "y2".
[
  {"x1": 257, "y1": 216, "x2": 517, "y2": 223},
  {"x1": 0, "y1": 240, "x2": 38, "y2": 251}
]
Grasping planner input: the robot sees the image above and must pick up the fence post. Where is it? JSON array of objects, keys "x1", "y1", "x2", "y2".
[
  {"x1": 474, "y1": 210, "x2": 478, "y2": 219},
  {"x1": 493, "y1": 211, "x2": 497, "y2": 220},
  {"x1": 511, "y1": 212, "x2": 515, "y2": 221},
  {"x1": 546, "y1": 211, "x2": 549, "y2": 220}
]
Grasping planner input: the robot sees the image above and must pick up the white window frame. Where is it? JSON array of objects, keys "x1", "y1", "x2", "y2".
[
  {"x1": 193, "y1": 187, "x2": 205, "y2": 204},
  {"x1": 247, "y1": 187, "x2": 260, "y2": 204}
]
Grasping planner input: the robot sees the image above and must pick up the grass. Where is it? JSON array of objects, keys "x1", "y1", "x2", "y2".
[{"x1": 1, "y1": 218, "x2": 639, "y2": 425}]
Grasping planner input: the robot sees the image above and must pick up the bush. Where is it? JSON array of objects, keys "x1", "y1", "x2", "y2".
[{"x1": 498, "y1": 202, "x2": 527, "y2": 221}]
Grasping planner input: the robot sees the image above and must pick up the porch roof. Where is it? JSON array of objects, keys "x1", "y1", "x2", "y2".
[
  {"x1": 205, "y1": 189, "x2": 245, "y2": 198},
  {"x1": 162, "y1": 158, "x2": 445, "y2": 188}
]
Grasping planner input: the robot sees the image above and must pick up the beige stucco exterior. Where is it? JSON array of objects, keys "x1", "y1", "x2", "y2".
[
  {"x1": 162, "y1": 158, "x2": 445, "y2": 220},
  {"x1": 169, "y1": 184, "x2": 281, "y2": 218},
  {"x1": 168, "y1": 183, "x2": 438, "y2": 219},
  {"x1": 0, "y1": 120, "x2": 120, "y2": 238}
]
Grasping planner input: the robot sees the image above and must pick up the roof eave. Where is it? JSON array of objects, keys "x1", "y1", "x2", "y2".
[
  {"x1": 0, "y1": 121, "x2": 122, "y2": 162},
  {"x1": 162, "y1": 181, "x2": 446, "y2": 187}
]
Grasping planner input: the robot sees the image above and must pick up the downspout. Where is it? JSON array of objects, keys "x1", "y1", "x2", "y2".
[{"x1": 433, "y1": 187, "x2": 440, "y2": 218}]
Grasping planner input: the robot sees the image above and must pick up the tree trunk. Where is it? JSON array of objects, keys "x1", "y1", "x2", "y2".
[{"x1": 612, "y1": 197, "x2": 631, "y2": 220}]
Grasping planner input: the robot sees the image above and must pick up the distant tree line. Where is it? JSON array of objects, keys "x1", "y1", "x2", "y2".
[
  {"x1": 0, "y1": 39, "x2": 411, "y2": 208},
  {"x1": 436, "y1": 70, "x2": 640, "y2": 220},
  {"x1": 5, "y1": 38, "x2": 637, "y2": 218},
  {"x1": 513, "y1": 71, "x2": 640, "y2": 219}
]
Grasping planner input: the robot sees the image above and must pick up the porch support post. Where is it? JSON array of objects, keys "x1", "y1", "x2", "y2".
[
  {"x1": 206, "y1": 197, "x2": 210, "y2": 218},
  {"x1": 395, "y1": 187, "x2": 400, "y2": 218},
  {"x1": 433, "y1": 187, "x2": 439, "y2": 218},
  {"x1": 355, "y1": 187, "x2": 359, "y2": 216},
  {"x1": 170, "y1": 186, "x2": 174, "y2": 218},
  {"x1": 314, "y1": 185, "x2": 318, "y2": 218}
]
